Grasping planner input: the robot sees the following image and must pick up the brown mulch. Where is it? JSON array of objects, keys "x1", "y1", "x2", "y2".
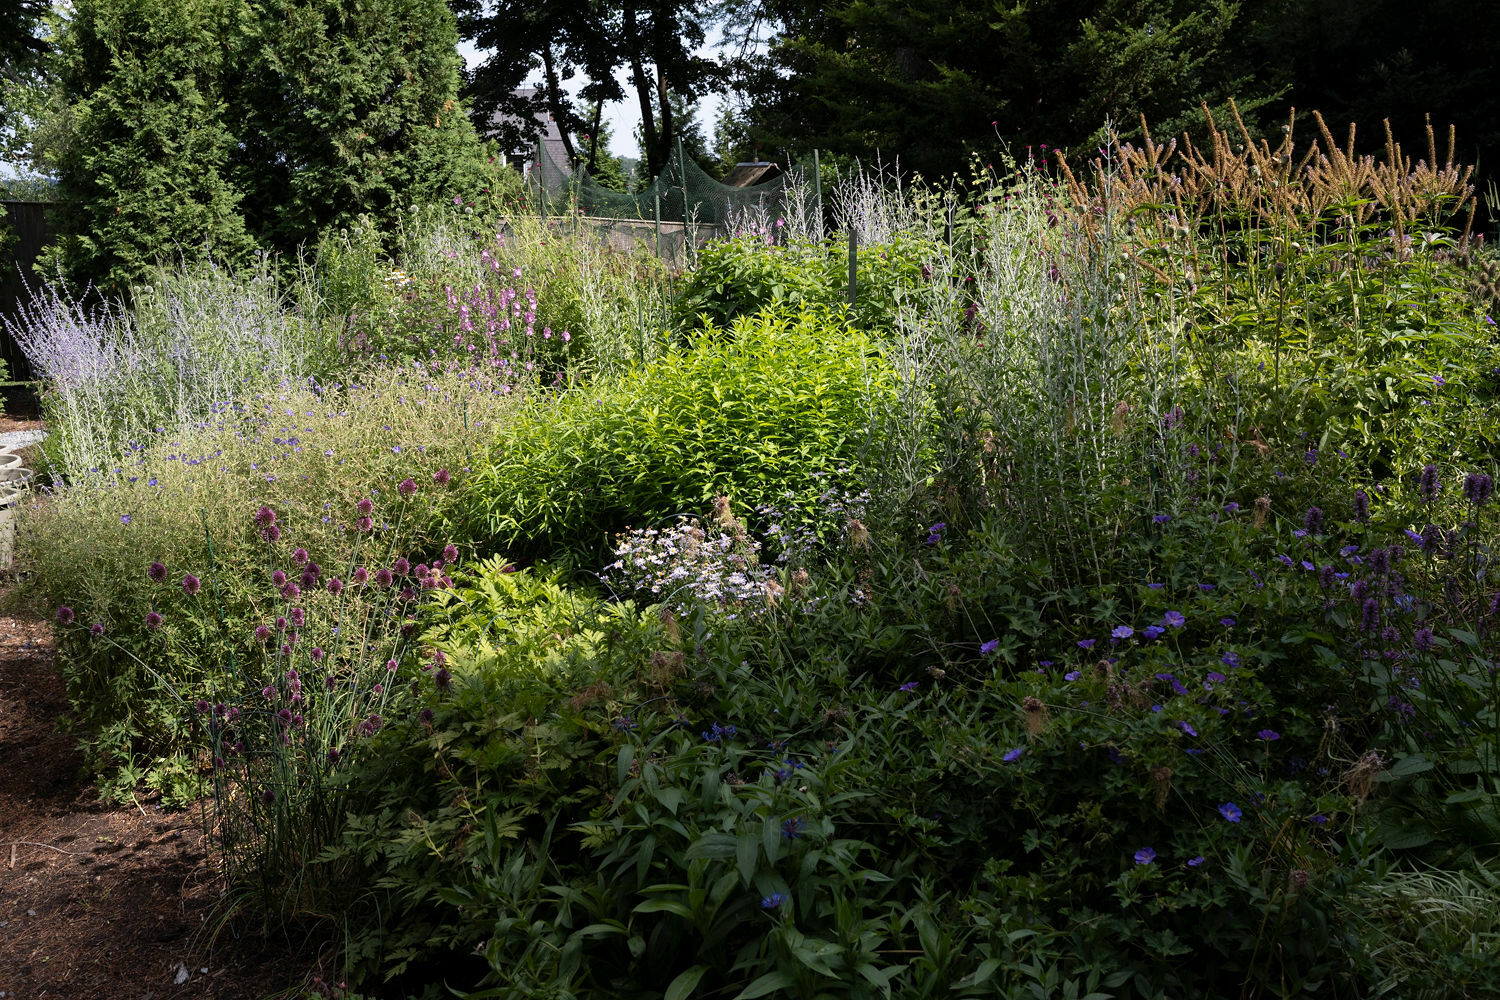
[{"x1": 0, "y1": 601, "x2": 331, "y2": 1000}]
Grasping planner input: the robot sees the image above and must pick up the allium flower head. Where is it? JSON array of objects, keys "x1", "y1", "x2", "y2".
[
  {"x1": 262, "y1": 524, "x2": 281, "y2": 542},
  {"x1": 327, "y1": 577, "x2": 344, "y2": 596},
  {"x1": 357, "y1": 497, "x2": 374, "y2": 516},
  {"x1": 145, "y1": 611, "x2": 163, "y2": 630},
  {"x1": 55, "y1": 605, "x2": 76, "y2": 626},
  {"x1": 89, "y1": 622, "x2": 105, "y2": 637},
  {"x1": 398, "y1": 477, "x2": 418, "y2": 498},
  {"x1": 292, "y1": 548, "x2": 309, "y2": 567},
  {"x1": 393, "y1": 557, "x2": 410, "y2": 576},
  {"x1": 375, "y1": 568, "x2": 394, "y2": 588},
  {"x1": 282, "y1": 582, "x2": 301, "y2": 600},
  {"x1": 357, "y1": 516, "x2": 374, "y2": 532},
  {"x1": 182, "y1": 574, "x2": 201, "y2": 595},
  {"x1": 254, "y1": 625, "x2": 271, "y2": 642},
  {"x1": 254, "y1": 506, "x2": 277, "y2": 527},
  {"x1": 443, "y1": 543, "x2": 459, "y2": 563},
  {"x1": 433, "y1": 468, "x2": 451, "y2": 485},
  {"x1": 289, "y1": 607, "x2": 305, "y2": 626},
  {"x1": 148, "y1": 561, "x2": 167, "y2": 583},
  {"x1": 272, "y1": 570, "x2": 287, "y2": 587}
]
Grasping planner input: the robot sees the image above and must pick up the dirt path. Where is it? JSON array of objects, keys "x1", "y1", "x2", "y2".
[{"x1": 0, "y1": 599, "x2": 322, "y2": 998}]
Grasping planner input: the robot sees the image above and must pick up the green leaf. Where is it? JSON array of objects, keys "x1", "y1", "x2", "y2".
[
  {"x1": 734, "y1": 970, "x2": 797, "y2": 999},
  {"x1": 1382, "y1": 754, "x2": 1434, "y2": 780},
  {"x1": 665, "y1": 964, "x2": 711, "y2": 1000}
]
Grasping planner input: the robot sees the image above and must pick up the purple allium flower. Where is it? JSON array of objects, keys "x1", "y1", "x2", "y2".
[
  {"x1": 254, "y1": 506, "x2": 277, "y2": 527},
  {"x1": 148, "y1": 561, "x2": 167, "y2": 583},
  {"x1": 278, "y1": 708, "x2": 293, "y2": 725},
  {"x1": 1418, "y1": 464, "x2": 1441, "y2": 502},
  {"x1": 398, "y1": 477, "x2": 418, "y2": 498},
  {"x1": 145, "y1": 611, "x2": 163, "y2": 630},
  {"x1": 1077, "y1": 638, "x2": 1096, "y2": 650},
  {"x1": 357, "y1": 516, "x2": 374, "y2": 532},
  {"x1": 274, "y1": 616, "x2": 287, "y2": 631},
  {"x1": 980, "y1": 638, "x2": 1000, "y2": 654},
  {"x1": 182, "y1": 574, "x2": 201, "y2": 596},
  {"x1": 1134, "y1": 847, "x2": 1156, "y2": 864},
  {"x1": 352, "y1": 567, "x2": 369, "y2": 585},
  {"x1": 261, "y1": 684, "x2": 276, "y2": 700},
  {"x1": 1218, "y1": 802, "x2": 1242, "y2": 823},
  {"x1": 55, "y1": 605, "x2": 76, "y2": 625},
  {"x1": 292, "y1": 547, "x2": 309, "y2": 567},
  {"x1": 375, "y1": 568, "x2": 394, "y2": 588},
  {"x1": 89, "y1": 622, "x2": 105, "y2": 637},
  {"x1": 393, "y1": 558, "x2": 410, "y2": 576},
  {"x1": 443, "y1": 543, "x2": 459, "y2": 563},
  {"x1": 327, "y1": 577, "x2": 344, "y2": 596},
  {"x1": 1464, "y1": 472, "x2": 1494, "y2": 506},
  {"x1": 194, "y1": 698, "x2": 210, "y2": 714},
  {"x1": 357, "y1": 497, "x2": 374, "y2": 516},
  {"x1": 261, "y1": 789, "x2": 276, "y2": 805},
  {"x1": 413, "y1": 563, "x2": 429, "y2": 580},
  {"x1": 262, "y1": 524, "x2": 281, "y2": 542},
  {"x1": 385, "y1": 658, "x2": 399, "y2": 672},
  {"x1": 419, "y1": 708, "x2": 434, "y2": 725},
  {"x1": 1111, "y1": 625, "x2": 1134, "y2": 640},
  {"x1": 1187, "y1": 856, "x2": 1205, "y2": 867},
  {"x1": 1163, "y1": 611, "x2": 1185, "y2": 628},
  {"x1": 289, "y1": 607, "x2": 305, "y2": 626},
  {"x1": 311, "y1": 647, "x2": 324, "y2": 662},
  {"x1": 1003, "y1": 746, "x2": 1025, "y2": 762},
  {"x1": 271, "y1": 569, "x2": 288, "y2": 589},
  {"x1": 254, "y1": 625, "x2": 271, "y2": 643},
  {"x1": 435, "y1": 668, "x2": 452, "y2": 690},
  {"x1": 433, "y1": 468, "x2": 451, "y2": 485},
  {"x1": 1303, "y1": 506, "x2": 1323, "y2": 535},
  {"x1": 1414, "y1": 626, "x2": 1436, "y2": 651},
  {"x1": 282, "y1": 582, "x2": 301, "y2": 600}
]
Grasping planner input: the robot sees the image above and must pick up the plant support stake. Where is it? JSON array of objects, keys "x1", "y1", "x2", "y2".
[{"x1": 847, "y1": 226, "x2": 858, "y2": 309}]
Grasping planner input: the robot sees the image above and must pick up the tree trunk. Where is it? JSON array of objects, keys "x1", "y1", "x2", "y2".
[
  {"x1": 624, "y1": 2, "x2": 660, "y2": 177},
  {"x1": 540, "y1": 44, "x2": 578, "y2": 165},
  {"x1": 587, "y1": 100, "x2": 604, "y2": 173}
]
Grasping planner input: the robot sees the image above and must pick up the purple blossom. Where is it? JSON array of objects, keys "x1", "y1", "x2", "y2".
[
  {"x1": 182, "y1": 574, "x2": 201, "y2": 595},
  {"x1": 393, "y1": 557, "x2": 410, "y2": 576},
  {"x1": 899, "y1": 681, "x2": 919, "y2": 692},
  {"x1": 357, "y1": 497, "x2": 374, "y2": 516},
  {"x1": 1142, "y1": 624, "x2": 1165, "y2": 640},
  {"x1": 1464, "y1": 472, "x2": 1494, "y2": 506},
  {"x1": 443, "y1": 543, "x2": 460, "y2": 563},
  {"x1": 980, "y1": 638, "x2": 1000, "y2": 655},
  {"x1": 148, "y1": 561, "x2": 167, "y2": 583},
  {"x1": 1163, "y1": 611, "x2": 1185, "y2": 628},
  {"x1": 1152, "y1": 514, "x2": 1171, "y2": 524},
  {"x1": 1111, "y1": 625, "x2": 1134, "y2": 640},
  {"x1": 292, "y1": 547, "x2": 309, "y2": 567},
  {"x1": 1258, "y1": 729, "x2": 1280, "y2": 741},
  {"x1": 1418, "y1": 464, "x2": 1441, "y2": 502},
  {"x1": 1065, "y1": 670, "x2": 1082, "y2": 681},
  {"x1": 254, "y1": 625, "x2": 271, "y2": 643},
  {"x1": 1003, "y1": 746, "x2": 1025, "y2": 762},
  {"x1": 433, "y1": 468, "x2": 451, "y2": 485},
  {"x1": 1187, "y1": 856, "x2": 1205, "y2": 867},
  {"x1": 254, "y1": 506, "x2": 277, "y2": 527},
  {"x1": 1179, "y1": 721, "x2": 1198, "y2": 737},
  {"x1": 398, "y1": 477, "x2": 418, "y2": 498},
  {"x1": 145, "y1": 611, "x2": 163, "y2": 630},
  {"x1": 1134, "y1": 847, "x2": 1156, "y2": 864},
  {"x1": 1218, "y1": 802, "x2": 1242, "y2": 823},
  {"x1": 1077, "y1": 638, "x2": 1096, "y2": 650},
  {"x1": 272, "y1": 569, "x2": 287, "y2": 587},
  {"x1": 327, "y1": 577, "x2": 344, "y2": 596},
  {"x1": 1353, "y1": 489, "x2": 1370, "y2": 523}
]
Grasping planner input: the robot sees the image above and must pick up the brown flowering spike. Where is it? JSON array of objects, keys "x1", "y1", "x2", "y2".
[{"x1": 1253, "y1": 495, "x2": 1271, "y2": 529}]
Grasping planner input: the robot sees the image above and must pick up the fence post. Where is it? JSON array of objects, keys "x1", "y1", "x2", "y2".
[
  {"x1": 812, "y1": 148, "x2": 823, "y2": 239},
  {"x1": 847, "y1": 225, "x2": 858, "y2": 310},
  {"x1": 654, "y1": 194, "x2": 661, "y2": 259}
]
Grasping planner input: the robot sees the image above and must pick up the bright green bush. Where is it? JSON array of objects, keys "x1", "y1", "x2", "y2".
[
  {"x1": 451, "y1": 308, "x2": 895, "y2": 560},
  {"x1": 669, "y1": 232, "x2": 941, "y2": 335}
]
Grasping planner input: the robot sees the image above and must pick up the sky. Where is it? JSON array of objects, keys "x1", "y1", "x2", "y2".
[{"x1": 456, "y1": 36, "x2": 726, "y2": 161}]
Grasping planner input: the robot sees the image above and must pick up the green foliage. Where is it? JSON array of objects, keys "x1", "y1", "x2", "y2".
[
  {"x1": 452, "y1": 309, "x2": 892, "y2": 560},
  {"x1": 231, "y1": 0, "x2": 492, "y2": 256},
  {"x1": 669, "y1": 232, "x2": 940, "y2": 334},
  {"x1": 42, "y1": 0, "x2": 260, "y2": 292}
]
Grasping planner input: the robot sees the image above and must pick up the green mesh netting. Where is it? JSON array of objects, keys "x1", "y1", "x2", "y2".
[{"x1": 532, "y1": 137, "x2": 817, "y2": 229}]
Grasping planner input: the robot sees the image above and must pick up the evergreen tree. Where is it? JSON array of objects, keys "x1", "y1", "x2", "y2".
[
  {"x1": 231, "y1": 0, "x2": 491, "y2": 254},
  {"x1": 43, "y1": 0, "x2": 258, "y2": 291},
  {"x1": 711, "y1": 101, "x2": 756, "y2": 177}
]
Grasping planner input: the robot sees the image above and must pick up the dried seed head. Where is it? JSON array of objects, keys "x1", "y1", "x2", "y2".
[
  {"x1": 1150, "y1": 765, "x2": 1173, "y2": 810},
  {"x1": 1345, "y1": 750, "x2": 1385, "y2": 803},
  {"x1": 1022, "y1": 696, "x2": 1050, "y2": 739},
  {"x1": 1253, "y1": 495, "x2": 1272, "y2": 529},
  {"x1": 659, "y1": 606, "x2": 681, "y2": 646},
  {"x1": 712, "y1": 495, "x2": 735, "y2": 528},
  {"x1": 1111, "y1": 400, "x2": 1131, "y2": 436},
  {"x1": 945, "y1": 582, "x2": 962, "y2": 612},
  {"x1": 848, "y1": 519, "x2": 871, "y2": 551}
]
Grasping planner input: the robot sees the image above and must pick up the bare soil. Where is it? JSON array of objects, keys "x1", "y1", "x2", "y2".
[{"x1": 0, "y1": 599, "x2": 329, "y2": 1000}]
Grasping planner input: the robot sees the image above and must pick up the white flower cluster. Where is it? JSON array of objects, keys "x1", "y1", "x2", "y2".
[{"x1": 603, "y1": 519, "x2": 777, "y2": 616}]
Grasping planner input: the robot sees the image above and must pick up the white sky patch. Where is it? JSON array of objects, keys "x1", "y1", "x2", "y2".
[{"x1": 456, "y1": 36, "x2": 726, "y2": 161}]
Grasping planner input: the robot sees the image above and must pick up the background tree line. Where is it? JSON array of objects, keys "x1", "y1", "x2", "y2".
[{"x1": 5, "y1": 0, "x2": 1500, "y2": 291}]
